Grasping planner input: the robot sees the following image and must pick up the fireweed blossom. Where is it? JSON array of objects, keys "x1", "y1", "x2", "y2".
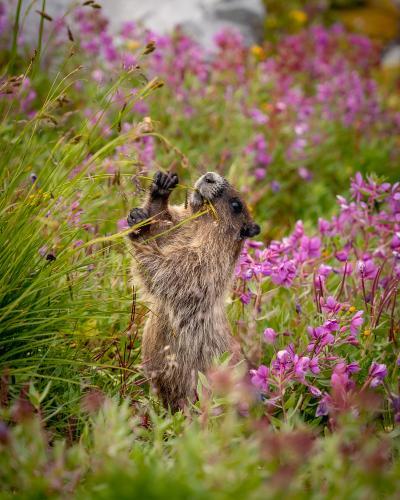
[
  {"x1": 264, "y1": 328, "x2": 277, "y2": 344},
  {"x1": 307, "y1": 323, "x2": 336, "y2": 354},
  {"x1": 368, "y1": 362, "x2": 387, "y2": 388},
  {"x1": 349, "y1": 311, "x2": 364, "y2": 336},
  {"x1": 315, "y1": 363, "x2": 358, "y2": 417},
  {"x1": 236, "y1": 174, "x2": 399, "y2": 317},
  {"x1": 117, "y1": 218, "x2": 129, "y2": 231},
  {"x1": 244, "y1": 134, "x2": 272, "y2": 179},
  {"x1": 320, "y1": 296, "x2": 342, "y2": 314},
  {"x1": 250, "y1": 365, "x2": 269, "y2": 392},
  {"x1": 246, "y1": 175, "x2": 399, "y2": 419}
]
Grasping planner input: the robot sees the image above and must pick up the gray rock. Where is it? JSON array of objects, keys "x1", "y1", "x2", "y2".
[
  {"x1": 382, "y1": 44, "x2": 400, "y2": 69},
  {"x1": 20, "y1": 0, "x2": 265, "y2": 48}
]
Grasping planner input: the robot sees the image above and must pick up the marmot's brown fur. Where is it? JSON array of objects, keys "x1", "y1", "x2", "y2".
[{"x1": 127, "y1": 171, "x2": 260, "y2": 411}]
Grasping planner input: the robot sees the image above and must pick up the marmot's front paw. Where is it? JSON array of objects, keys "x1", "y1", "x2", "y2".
[
  {"x1": 151, "y1": 171, "x2": 179, "y2": 198},
  {"x1": 127, "y1": 207, "x2": 149, "y2": 235}
]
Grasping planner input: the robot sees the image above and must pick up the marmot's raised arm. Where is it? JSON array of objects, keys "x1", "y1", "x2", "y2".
[
  {"x1": 127, "y1": 171, "x2": 185, "y2": 243},
  {"x1": 127, "y1": 171, "x2": 260, "y2": 412}
]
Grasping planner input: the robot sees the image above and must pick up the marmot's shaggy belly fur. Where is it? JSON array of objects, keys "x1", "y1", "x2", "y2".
[{"x1": 127, "y1": 171, "x2": 260, "y2": 411}]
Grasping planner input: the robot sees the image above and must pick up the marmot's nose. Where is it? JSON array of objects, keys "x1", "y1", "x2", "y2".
[{"x1": 204, "y1": 173, "x2": 216, "y2": 184}]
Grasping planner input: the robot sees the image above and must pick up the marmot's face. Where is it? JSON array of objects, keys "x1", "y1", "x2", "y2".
[{"x1": 191, "y1": 172, "x2": 260, "y2": 241}]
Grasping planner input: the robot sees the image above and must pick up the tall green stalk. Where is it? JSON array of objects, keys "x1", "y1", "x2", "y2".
[
  {"x1": 9, "y1": 0, "x2": 23, "y2": 74},
  {"x1": 34, "y1": 0, "x2": 46, "y2": 76}
]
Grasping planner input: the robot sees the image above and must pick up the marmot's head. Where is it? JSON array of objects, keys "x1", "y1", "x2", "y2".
[{"x1": 190, "y1": 172, "x2": 260, "y2": 240}]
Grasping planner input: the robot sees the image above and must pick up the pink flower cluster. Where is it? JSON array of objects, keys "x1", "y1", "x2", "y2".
[
  {"x1": 244, "y1": 174, "x2": 399, "y2": 420},
  {"x1": 236, "y1": 220, "x2": 322, "y2": 296}
]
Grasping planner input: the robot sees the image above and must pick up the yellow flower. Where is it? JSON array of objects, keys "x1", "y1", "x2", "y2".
[
  {"x1": 26, "y1": 190, "x2": 51, "y2": 207},
  {"x1": 363, "y1": 329, "x2": 371, "y2": 337},
  {"x1": 289, "y1": 9, "x2": 308, "y2": 25},
  {"x1": 250, "y1": 44, "x2": 265, "y2": 60},
  {"x1": 348, "y1": 306, "x2": 356, "y2": 313},
  {"x1": 126, "y1": 40, "x2": 140, "y2": 51}
]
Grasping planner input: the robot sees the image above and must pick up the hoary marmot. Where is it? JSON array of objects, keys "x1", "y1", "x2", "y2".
[{"x1": 127, "y1": 171, "x2": 260, "y2": 411}]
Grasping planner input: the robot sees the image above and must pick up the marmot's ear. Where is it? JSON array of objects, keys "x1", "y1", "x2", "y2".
[{"x1": 240, "y1": 223, "x2": 260, "y2": 239}]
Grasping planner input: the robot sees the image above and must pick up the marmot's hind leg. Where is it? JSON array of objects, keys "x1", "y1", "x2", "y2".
[{"x1": 155, "y1": 377, "x2": 191, "y2": 413}]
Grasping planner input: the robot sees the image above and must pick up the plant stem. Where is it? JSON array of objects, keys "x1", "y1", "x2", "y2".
[
  {"x1": 9, "y1": 0, "x2": 23, "y2": 74},
  {"x1": 35, "y1": 0, "x2": 46, "y2": 76}
]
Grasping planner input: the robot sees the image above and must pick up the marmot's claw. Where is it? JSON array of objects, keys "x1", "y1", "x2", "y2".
[
  {"x1": 151, "y1": 171, "x2": 179, "y2": 197},
  {"x1": 127, "y1": 207, "x2": 149, "y2": 228}
]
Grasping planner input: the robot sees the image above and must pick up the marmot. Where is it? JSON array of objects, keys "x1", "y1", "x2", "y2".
[{"x1": 127, "y1": 171, "x2": 260, "y2": 411}]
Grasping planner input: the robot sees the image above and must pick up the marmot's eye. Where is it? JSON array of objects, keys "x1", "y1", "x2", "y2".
[{"x1": 230, "y1": 198, "x2": 243, "y2": 214}]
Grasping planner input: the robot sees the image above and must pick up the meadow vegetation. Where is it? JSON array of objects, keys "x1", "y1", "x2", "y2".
[{"x1": 0, "y1": 2, "x2": 399, "y2": 498}]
